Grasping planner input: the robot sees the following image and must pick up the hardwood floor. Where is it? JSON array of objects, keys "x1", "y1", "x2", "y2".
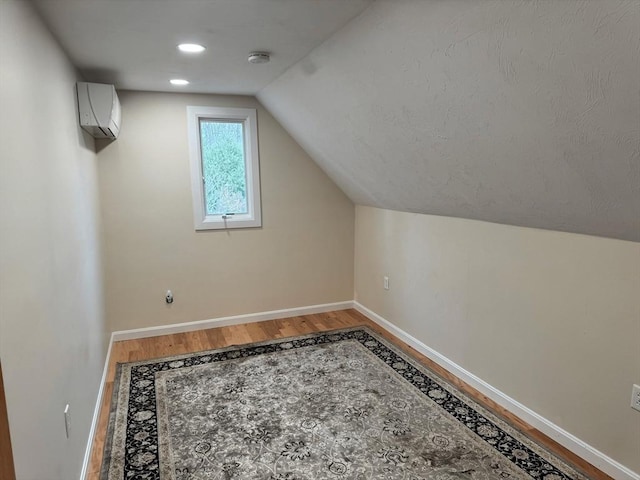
[
  {"x1": 88, "y1": 309, "x2": 610, "y2": 480},
  {"x1": 0, "y1": 362, "x2": 16, "y2": 480}
]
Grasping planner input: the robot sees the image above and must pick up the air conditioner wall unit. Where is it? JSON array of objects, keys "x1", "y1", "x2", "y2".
[{"x1": 76, "y1": 82, "x2": 121, "y2": 139}]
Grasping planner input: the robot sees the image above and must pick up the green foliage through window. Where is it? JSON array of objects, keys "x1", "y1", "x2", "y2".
[{"x1": 199, "y1": 120, "x2": 248, "y2": 215}]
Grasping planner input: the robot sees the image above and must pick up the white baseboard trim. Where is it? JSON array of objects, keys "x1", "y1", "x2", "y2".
[
  {"x1": 81, "y1": 300, "x2": 637, "y2": 480},
  {"x1": 111, "y1": 301, "x2": 354, "y2": 342},
  {"x1": 80, "y1": 332, "x2": 114, "y2": 480},
  {"x1": 353, "y1": 301, "x2": 639, "y2": 480}
]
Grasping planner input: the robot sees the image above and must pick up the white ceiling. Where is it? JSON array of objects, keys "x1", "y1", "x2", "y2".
[
  {"x1": 260, "y1": 0, "x2": 640, "y2": 241},
  {"x1": 33, "y1": 0, "x2": 373, "y2": 94},
  {"x1": 33, "y1": 0, "x2": 640, "y2": 241}
]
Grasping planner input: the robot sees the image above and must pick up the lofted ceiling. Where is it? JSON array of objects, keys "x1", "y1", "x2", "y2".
[
  {"x1": 33, "y1": 0, "x2": 372, "y2": 94},
  {"x1": 35, "y1": 0, "x2": 639, "y2": 241},
  {"x1": 259, "y1": 0, "x2": 640, "y2": 242}
]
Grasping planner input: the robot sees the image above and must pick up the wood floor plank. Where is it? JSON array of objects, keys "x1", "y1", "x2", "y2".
[
  {"x1": 203, "y1": 325, "x2": 226, "y2": 349},
  {"x1": 222, "y1": 324, "x2": 253, "y2": 347},
  {"x1": 187, "y1": 329, "x2": 210, "y2": 354},
  {"x1": 0, "y1": 362, "x2": 16, "y2": 480},
  {"x1": 86, "y1": 310, "x2": 610, "y2": 480}
]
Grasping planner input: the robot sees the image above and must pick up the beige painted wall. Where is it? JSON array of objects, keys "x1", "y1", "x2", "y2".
[
  {"x1": 355, "y1": 206, "x2": 640, "y2": 473},
  {"x1": 97, "y1": 91, "x2": 354, "y2": 332},
  {"x1": 0, "y1": 1, "x2": 107, "y2": 478}
]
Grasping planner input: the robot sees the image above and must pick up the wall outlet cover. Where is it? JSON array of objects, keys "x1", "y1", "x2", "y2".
[
  {"x1": 632, "y1": 384, "x2": 640, "y2": 412},
  {"x1": 64, "y1": 404, "x2": 71, "y2": 438}
]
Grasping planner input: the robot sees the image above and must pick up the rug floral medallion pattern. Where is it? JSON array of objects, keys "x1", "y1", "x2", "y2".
[{"x1": 102, "y1": 328, "x2": 587, "y2": 480}]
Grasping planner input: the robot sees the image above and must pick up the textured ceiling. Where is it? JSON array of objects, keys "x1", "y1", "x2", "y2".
[
  {"x1": 33, "y1": 0, "x2": 372, "y2": 94},
  {"x1": 259, "y1": 0, "x2": 640, "y2": 241}
]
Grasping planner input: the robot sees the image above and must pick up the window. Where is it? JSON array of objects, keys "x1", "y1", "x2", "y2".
[{"x1": 187, "y1": 106, "x2": 261, "y2": 230}]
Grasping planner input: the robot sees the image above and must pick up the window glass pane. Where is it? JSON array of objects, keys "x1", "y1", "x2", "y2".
[{"x1": 199, "y1": 120, "x2": 248, "y2": 215}]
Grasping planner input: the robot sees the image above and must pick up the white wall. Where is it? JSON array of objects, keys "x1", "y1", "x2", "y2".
[
  {"x1": 97, "y1": 91, "x2": 354, "y2": 332},
  {"x1": 354, "y1": 206, "x2": 640, "y2": 474},
  {"x1": 0, "y1": 1, "x2": 107, "y2": 479}
]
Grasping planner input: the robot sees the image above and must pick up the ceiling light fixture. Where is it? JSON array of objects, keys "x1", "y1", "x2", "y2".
[
  {"x1": 247, "y1": 52, "x2": 270, "y2": 64},
  {"x1": 170, "y1": 79, "x2": 189, "y2": 86},
  {"x1": 178, "y1": 43, "x2": 206, "y2": 53}
]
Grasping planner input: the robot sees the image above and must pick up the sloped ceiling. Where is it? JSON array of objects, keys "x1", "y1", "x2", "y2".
[{"x1": 259, "y1": 0, "x2": 640, "y2": 241}]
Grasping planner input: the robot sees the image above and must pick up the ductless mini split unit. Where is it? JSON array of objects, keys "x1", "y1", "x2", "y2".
[{"x1": 76, "y1": 82, "x2": 121, "y2": 139}]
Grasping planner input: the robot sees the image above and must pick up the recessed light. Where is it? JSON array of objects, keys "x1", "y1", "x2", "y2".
[
  {"x1": 178, "y1": 43, "x2": 206, "y2": 54},
  {"x1": 248, "y1": 52, "x2": 270, "y2": 64},
  {"x1": 170, "y1": 79, "x2": 189, "y2": 86}
]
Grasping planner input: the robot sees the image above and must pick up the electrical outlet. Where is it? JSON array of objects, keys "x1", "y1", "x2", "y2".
[
  {"x1": 64, "y1": 404, "x2": 71, "y2": 438},
  {"x1": 383, "y1": 276, "x2": 389, "y2": 290},
  {"x1": 631, "y1": 384, "x2": 640, "y2": 412}
]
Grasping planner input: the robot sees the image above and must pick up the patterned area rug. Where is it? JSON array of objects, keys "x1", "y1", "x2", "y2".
[{"x1": 101, "y1": 327, "x2": 588, "y2": 480}]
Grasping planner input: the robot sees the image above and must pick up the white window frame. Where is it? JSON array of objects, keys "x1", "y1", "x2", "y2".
[{"x1": 187, "y1": 106, "x2": 261, "y2": 230}]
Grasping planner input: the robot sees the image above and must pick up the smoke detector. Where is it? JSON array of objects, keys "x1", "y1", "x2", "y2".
[{"x1": 248, "y1": 52, "x2": 270, "y2": 64}]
